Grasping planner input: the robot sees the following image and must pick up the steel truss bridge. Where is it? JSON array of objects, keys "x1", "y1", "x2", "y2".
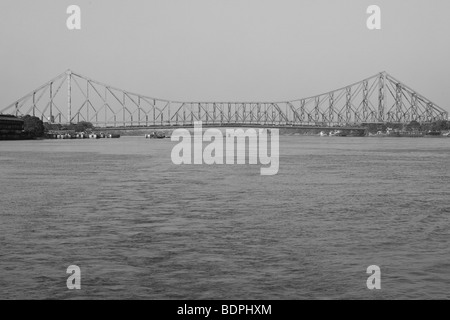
[{"x1": 1, "y1": 70, "x2": 447, "y2": 127}]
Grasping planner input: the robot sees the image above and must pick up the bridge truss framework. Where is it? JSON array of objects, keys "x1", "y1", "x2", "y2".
[{"x1": 1, "y1": 70, "x2": 447, "y2": 127}]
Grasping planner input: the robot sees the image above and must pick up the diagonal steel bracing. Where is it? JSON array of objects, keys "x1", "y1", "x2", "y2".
[{"x1": 1, "y1": 70, "x2": 447, "y2": 127}]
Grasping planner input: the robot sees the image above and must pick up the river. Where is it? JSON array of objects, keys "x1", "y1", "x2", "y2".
[{"x1": 0, "y1": 136, "x2": 449, "y2": 299}]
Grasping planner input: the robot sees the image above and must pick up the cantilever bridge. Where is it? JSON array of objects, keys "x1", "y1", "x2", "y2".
[{"x1": 1, "y1": 70, "x2": 447, "y2": 127}]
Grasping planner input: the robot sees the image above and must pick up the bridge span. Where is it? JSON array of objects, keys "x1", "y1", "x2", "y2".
[{"x1": 1, "y1": 70, "x2": 447, "y2": 127}]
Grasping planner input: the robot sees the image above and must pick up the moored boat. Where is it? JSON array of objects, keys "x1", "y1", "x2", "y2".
[
  {"x1": 145, "y1": 131, "x2": 165, "y2": 139},
  {"x1": 425, "y1": 130, "x2": 441, "y2": 136},
  {"x1": 329, "y1": 130, "x2": 347, "y2": 137}
]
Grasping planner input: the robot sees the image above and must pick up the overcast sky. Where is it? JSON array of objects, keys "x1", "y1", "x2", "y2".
[{"x1": 1, "y1": 0, "x2": 449, "y2": 112}]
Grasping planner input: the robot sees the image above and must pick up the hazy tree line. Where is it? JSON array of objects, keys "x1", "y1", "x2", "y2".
[
  {"x1": 18, "y1": 116, "x2": 95, "y2": 138},
  {"x1": 363, "y1": 120, "x2": 449, "y2": 133},
  {"x1": 21, "y1": 115, "x2": 45, "y2": 138},
  {"x1": 44, "y1": 121, "x2": 94, "y2": 133},
  {"x1": 16, "y1": 115, "x2": 450, "y2": 138}
]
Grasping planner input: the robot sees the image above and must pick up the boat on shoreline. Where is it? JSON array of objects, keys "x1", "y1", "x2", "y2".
[
  {"x1": 425, "y1": 130, "x2": 441, "y2": 136},
  {"x1": 329, "y1": 130, "x2": 347, "y2": 137},
  {"x1": 145, "y1": 131, "x2": 166, "y2": 139}
]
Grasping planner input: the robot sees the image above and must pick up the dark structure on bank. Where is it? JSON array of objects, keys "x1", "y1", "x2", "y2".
[
  {"x1": 0, "y1": 114, "x2": 45, "y2": 140},
  {"x1": 0, "y1": 115, "x2": 24, "y2": 140}
]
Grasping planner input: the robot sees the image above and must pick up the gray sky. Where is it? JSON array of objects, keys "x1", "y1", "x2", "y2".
[{"x1": 1, "y1": 0, "x2": 449, "y2": 111}]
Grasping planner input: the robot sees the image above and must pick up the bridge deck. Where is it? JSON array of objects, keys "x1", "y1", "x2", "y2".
[{"x1": 99, "y1": 124, "x2": 367, "y2": 131}]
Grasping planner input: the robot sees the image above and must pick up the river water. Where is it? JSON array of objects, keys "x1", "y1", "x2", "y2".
[{"x1": 0, "y1": 136, "x2": 449, "y2": 299}]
